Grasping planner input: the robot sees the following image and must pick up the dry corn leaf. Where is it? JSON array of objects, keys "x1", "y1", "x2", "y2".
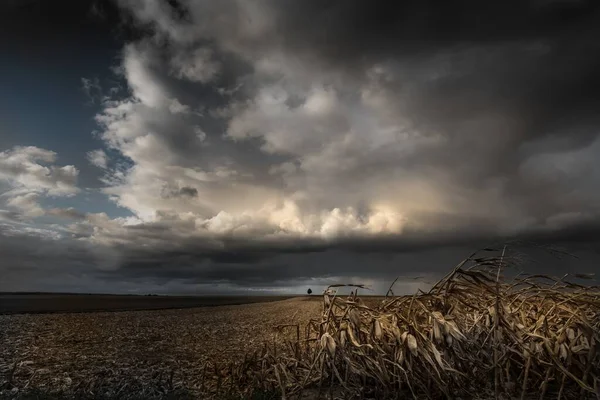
[{"x1": 406, "y1": 334, "x2": 418, "y2": 356}]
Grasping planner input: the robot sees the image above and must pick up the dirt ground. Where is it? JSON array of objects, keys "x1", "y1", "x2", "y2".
[
  {"x1": 0, "y1": 294, "x2": 295, "y2": 314},
  {"x1": 0, "y1": 297, "x2": 323, "y2": 397}
]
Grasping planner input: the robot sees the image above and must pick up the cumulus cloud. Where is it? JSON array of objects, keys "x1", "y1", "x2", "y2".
[
  {"x1": 87, "y1": 149, "x2": 109, "y2": 169},
  {"x1": 91, "y1": 0, "x2": 599, "y2": 241},
  {"x1": 3, "y1": 0, "x2": 600, "y2": 292},
  {"x1": 0, "y1": 146, "x2": 80, "y2": 225},
  {"x1": 170, "y1": 47, "x2": 220, "y2": 83},
  {"x1": 6, "y1": 192, "x2": 44, "y2": 217},
  {"x1": 0, "y1": 146, "x2": 79, "y2": 196}
]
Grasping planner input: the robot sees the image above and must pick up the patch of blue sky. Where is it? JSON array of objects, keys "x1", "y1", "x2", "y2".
[{"x1": 0, "y1": 45, "x2": 125, "y2": 188}]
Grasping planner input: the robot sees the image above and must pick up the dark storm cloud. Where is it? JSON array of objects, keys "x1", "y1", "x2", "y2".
[
  {"x1": 139, "y1": 0, "x2": 600, "y2": 74},
  {"x1": 0, "y1": 0, "x2": 137, "y2": 48},
  {"x1": 2, "y1": 213, "x2": 599, "y2": 293},
  {"x1": 161, "y1": 186, "x2": 198, "y2": 199},
  {"x1": 105, "y1": 38, "x2": 287, "y2": 182},
  {"x1": 273, "y1": 0, "x2": 600, "y2": 231},
  {"x1": 239, "y1": 0, "x2": 600, "y2": 207},
  {"x1": 268, "y1": 0, "x2": 599, "y2": 63},
  {"x1": 91, "y1": 242, "x2": 599, "y2": 292},
  {"x1": 125, "y1": 0, "x2": 600, "y2": 201},
  {"x1": 0, "y1": 210, "x2": 25, "y2": 223},
  {"x1": 3, "y1": 0, "x2": 600, "y2": 294},
  {"x1": 178, "y1": 186, "x2": 198, "y2": 198},
  {"x1": 92, "y1": 0, "x2": 600, "y2": 291},
  {"x1": 0, "y1": 229, "x2": 95, "y2": 291},
  {"x1": 62, "y1": 216, "x2": 600, "y2": 289}
]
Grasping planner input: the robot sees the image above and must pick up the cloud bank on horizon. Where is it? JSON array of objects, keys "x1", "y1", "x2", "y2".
[{"x1": 1, "y1": 0, "x2": 600, "y2": 293}]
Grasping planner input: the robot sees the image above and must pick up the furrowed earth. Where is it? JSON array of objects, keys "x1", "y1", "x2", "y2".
[
  {"x1": 2, "y1": 262, "x2": 598, "y2": 400},
  {"x1": 0, "y1": 296, "x2": 327, "y2": 399}
]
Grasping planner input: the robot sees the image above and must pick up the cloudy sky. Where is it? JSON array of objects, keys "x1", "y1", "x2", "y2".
[{"x1": 1, "y1": 0, "x2": 599, "y2": 295}]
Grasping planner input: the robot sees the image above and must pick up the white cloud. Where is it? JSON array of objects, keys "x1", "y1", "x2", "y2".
[
  {"x1": 6, "y1": 193, "x2": 44, "y2": 217},
  {"x1": 87, "y1": 149, "x2": 108, "y2": 169},
  {"x1": 122, "y1": 43, "x2": 168, "y2": 108},
  {"x1": 168, "y1": 98, "x2": 190, "y2": 114},
  {"x1": 3, "y1": 0, "x2": 600, "y2": 294},
  {"x1": 60, "y1": 0, "x2": 600, "y2": 257},
  {"x1": 0, "y1": 146, "x2": 79, "y2": 196},
  {"x1": 0, "y1": 146, "x2": 80, "y2": 223},
  {"x1": 75, "y1": 2, "x2": 502, "y2": 247}
]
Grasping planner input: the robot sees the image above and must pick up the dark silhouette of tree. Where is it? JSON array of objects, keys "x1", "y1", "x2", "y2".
[{"x1": 307, "y1": 288, "x2": 312, "y2": 295}]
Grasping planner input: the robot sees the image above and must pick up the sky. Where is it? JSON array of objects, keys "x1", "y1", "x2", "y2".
[{"x1": 1, "y1": 0, "x2": 599, "y2": 295}]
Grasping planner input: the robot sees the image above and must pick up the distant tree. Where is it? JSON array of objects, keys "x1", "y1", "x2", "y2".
[{"x1": 307, "y1": 288, "x2": 313, "y2": 295}]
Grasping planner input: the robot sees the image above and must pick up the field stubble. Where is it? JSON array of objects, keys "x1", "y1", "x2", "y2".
[
  {"x1": 0, "y1": 298, "x2": 321, "y2": 399},
  {"x1": 1, "y1": 247, "x2": 600, "y2": 399}
]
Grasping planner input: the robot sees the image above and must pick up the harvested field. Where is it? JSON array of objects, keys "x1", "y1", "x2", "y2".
[
  {"x1": 0, "y1": 298, "x2": 321, "y2": 399},
  {"x1": 270, "y1": 249, "x2": 600, "y2": 400},
  {"x1": 2, "y1": 248, "x2": 599, "y2": 399},
  {"x1": 0, "y1": 294, "x2": 294, "y2": 315}
]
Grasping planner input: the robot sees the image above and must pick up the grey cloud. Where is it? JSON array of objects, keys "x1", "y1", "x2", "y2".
[
  {"x1": 46, "y1": 207, "x2": 87, "y2": 220},
  {"x1": 159, "y1": 185, "x2": 199, "y2": 199},
  {"x1": 5, "y1": 192, "x2": 44, "y2": 217},
  {"x1": 0, "y1": 146, "x2": 79, "y2": 196},
  {"x1": 2, "y1": 206, "x2": 599, "y2": 294},
  {"x1": 67, "y1": 235, "x2": 600, "y2": 293},
  {"x1": 5, "y1": 0, "x2": 600, "y2": 293},
  {"x1": 0, "y1": 146, "x2": 82, "y2": 227},
  {"x1": 81, "y1": 77, "x2": 104, "y2": 105},
  {"x1": 0, "y1": 210, "x2": 25, "y2": 223},
  {"x1": 119, "y1": 0, "x2": 600, "y2": 72},
  {"x1": 0, "y1": 230, "x2": 120, "y2": 293},
  {"x1": 87, "y1": 149, "x2": 109, "y2": 169},
  {"x1": 170, "y1": 47, "x2": 221, "y2": 83},
  {"x1": 178, "y1": 186, "x2": 198, "y2": 198},
  {"x1": 101, "y1": 0, "x2": 600, "y2": 240}
]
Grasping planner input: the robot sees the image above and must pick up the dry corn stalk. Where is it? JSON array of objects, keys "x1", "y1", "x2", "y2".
[{"x1": 270, "y1": 247, "x2": 600, "y2": 399}]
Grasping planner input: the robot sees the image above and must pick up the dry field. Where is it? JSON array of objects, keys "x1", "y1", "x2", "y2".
[
  {"x1": 266, "y1": 250, "x2": 600, "y2": 400},
  {"x1": 1, "y1": 248, "x2": 599, "y2": 399},
  {"x1": 0, "y1": 294, "x2": 295, "y2": 315},
  {"x1": 0, "y1": 297, "x2": 321, "y2": 399}
]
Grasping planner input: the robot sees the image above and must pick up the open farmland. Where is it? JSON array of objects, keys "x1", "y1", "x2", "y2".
[
  {"x1": 0, "y1": 294, "x2": 296, "y2": 315},
  {"x1": 1, "y1": 250, "x2": 599, "y2": 399},
  {"x1": 0, "y1": 297, "x2": 322, "y2": 399}
]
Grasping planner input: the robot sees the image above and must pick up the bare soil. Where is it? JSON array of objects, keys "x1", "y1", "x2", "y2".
[
  {"x1": 0, "y1": 297, "x2": 322, "y2": 398},
  {"x1": 0, "y1": 294, "x2": 295, "y2": 315}
]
